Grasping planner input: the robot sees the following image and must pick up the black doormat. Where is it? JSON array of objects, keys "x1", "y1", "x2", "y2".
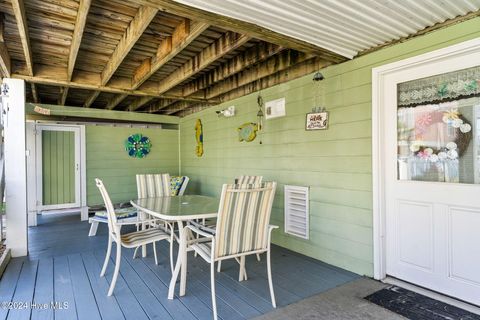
[{"x1": 365, "y1": 286, "x2": 480, "y2": 320}]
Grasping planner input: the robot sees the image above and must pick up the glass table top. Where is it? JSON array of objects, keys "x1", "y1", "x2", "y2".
[{"x1": 131, "y1": 195, "x2": 219, "y2": 221}]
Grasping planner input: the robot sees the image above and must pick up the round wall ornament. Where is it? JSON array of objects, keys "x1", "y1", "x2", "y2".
[
  {"x1": 125, "y1": 134, "x2": 152, "y2": 158},
  {"x1": 238, "y1": 122, "x2": 258, "y2": 142}
]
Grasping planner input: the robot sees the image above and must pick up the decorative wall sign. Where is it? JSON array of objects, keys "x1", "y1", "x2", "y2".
[
  {"x1": 125, "y1": 134, "x2": 152, "y2": 158},
  {"x1": 195, "y1": 119, "x2": 204, "y2": 157},
  {"x1": 265, "y1": 97, "x2": 286, "y2": 119},
  {"x1": 306, "y1": 111, "x2": 329, "y2": 130},
  {"x1": 238, "y1": 122, "x2": 258, "y2": 142}
]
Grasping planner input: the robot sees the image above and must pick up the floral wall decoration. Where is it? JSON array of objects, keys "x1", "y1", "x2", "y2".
[
  {"x1": 125, "y1": 134, "x2": 152, "y2": 158},
  {"x1": 195, "y1": 119, "x2": 204, "y2": 157}
]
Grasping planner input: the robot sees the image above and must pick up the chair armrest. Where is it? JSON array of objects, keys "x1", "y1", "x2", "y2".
[
  {"x1": 185, "y1": 224, "x2": 215, "y2": 238},
  {"x1": 116, "y1": 218, "x2": 159, "y2": 226}
]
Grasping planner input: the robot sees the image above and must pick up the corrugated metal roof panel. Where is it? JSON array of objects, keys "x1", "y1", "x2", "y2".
[{"x1": 173, "y1": 0, "x2": 480, "y2": 58}]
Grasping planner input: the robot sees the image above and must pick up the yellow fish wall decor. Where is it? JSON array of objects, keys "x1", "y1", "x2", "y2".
[
  {"x1": 238, "y1": 122, "x2": 258, "y2": 142},
  {"x1": 195, "y1": 119, "x2": 204, "y2": 157}
]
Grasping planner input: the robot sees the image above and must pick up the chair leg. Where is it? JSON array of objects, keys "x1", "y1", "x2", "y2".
[
  {"x1": 153, "y1": 241, "x2": 158, "y2": 265},
  {"x1": 211, "y1": 260, "x2": 218, "y2": 320},
  {"x1": 108, "y1": 243, "x2": 122, "y2": 296},
  {"x1": 88, "y1": 220, "x2": 99, "y2": 237},
  {"x1": 133, "y1": 246, "x2": 140, "y2": 259},
  {"x1": 100, "y1": 235, "x2": 112, "y2": 277},
  {"x1": 169, "y1": 231, "x2": 174, "y2": 274},
  {"x1": 266, "y1": 248, "x2": 276, "y2": 308},
  {"x1": 256, "y1": 253, "x2": 261, "y2": 261},
  {"x1": 238, "y1": 255, "x2": 247, "y2": 281},
  {"x1": 217, "y1": 260, "x2": 222, "y2": 272}
]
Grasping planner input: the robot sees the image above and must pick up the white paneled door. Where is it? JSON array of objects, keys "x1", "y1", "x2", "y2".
[{"x1": 377, "y1": 39, "x2": 480, "y2": 306}]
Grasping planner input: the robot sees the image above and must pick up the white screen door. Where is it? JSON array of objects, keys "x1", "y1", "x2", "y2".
[
  {"x1": 382, "y1": 54, "x2": 480, "y2": 306},
  {"x1": 36, "y1": 125, "x2": 81, "y2": 210}
]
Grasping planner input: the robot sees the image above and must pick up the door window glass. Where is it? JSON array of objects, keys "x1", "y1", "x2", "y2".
[{"x1": 397, "y1": 66, "x2": 480, "y2": 183}]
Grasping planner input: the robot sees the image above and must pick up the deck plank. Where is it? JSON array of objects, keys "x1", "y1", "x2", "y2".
[
  {"x1": 138, "y1": 250, "x2": 213, "y2": 320},
  {"x1": 31, "y1": 257, "x2": 54, "y2": 320},
  {"x1": 121, "y1": 248, "x2": 198, "y2": 320},
  {"x1": 0, "y1": 259, "x2": 24, "y2": 320},
  {"x1": 114, "y1": 252, "x2": 173, "y2": 320},
  {"x1": 6, "y1": 259, "x2": 38, "y2": 320},
  {"x1": 67, "y1": 254, "x2": 102, "y2": 320},
  {"x1": 89, "y1": 249, "x2": 151, "y2": 320},
  {"x1": 80, "y1": 252, "x2": 126, "y2": 320},
  {"x1": 0, "y1": 215, "x2": 361, "y2": 320},
  {"x1": 53, "y1": 256, "x2": 77, "y2": 320}
]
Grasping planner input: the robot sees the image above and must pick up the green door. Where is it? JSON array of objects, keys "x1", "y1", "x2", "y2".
[{"x1": 42, "y1": 130, "x2": 76, "y2": 206}]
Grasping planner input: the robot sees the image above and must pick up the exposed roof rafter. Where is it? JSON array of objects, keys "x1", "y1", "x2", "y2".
[
  {"x1": 59, "y1": 0, "x2": 92, "y2": 105},
  {"x1": 84, "y1": 5, "x2": 158, "y2": 108}
]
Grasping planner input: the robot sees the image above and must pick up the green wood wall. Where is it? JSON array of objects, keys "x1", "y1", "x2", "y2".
[
  {"x1": 86, "y1": 125, "x2": 179, "y2": 206},
  {"x1": 42, "y1": 130, "x2": 75, "y2": 205},
  {"x1": 179, "y1": 18, "x2": 480, "y2": 276}
]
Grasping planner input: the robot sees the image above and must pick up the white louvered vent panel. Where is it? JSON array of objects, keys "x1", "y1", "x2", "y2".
[{"x1": 284, "y1": 185, "x2": 309, "y2": 239}]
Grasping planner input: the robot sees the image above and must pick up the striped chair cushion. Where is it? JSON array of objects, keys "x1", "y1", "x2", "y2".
[
  {"x1": 214, "y1": 182, "x2": 276, "y2": 258},
  {"x1": 121, "y1": 227, "x2": 170, "y2": 247},
  {"x1": 94, "y1": 207, "x2": 137, "y2": 220},
  {"x1": 136, "y1": 173, "x2": 171, "y2": 198},
  {"x1": 170, "y1": 176, "x2": 186, "y2": 196}
]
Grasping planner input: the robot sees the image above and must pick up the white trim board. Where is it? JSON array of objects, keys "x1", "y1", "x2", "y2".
[
  {"x1": 27, "y1": 122, "x2": 88, "y2": 226},
  {"x1": 372, "y1": 38, "x2": 480, "y2": 281}
]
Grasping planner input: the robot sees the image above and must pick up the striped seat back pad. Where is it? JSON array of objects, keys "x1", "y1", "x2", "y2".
[
  {"x1": 235, "y1": 175, "x2": 263, "y2": 185},
  {"x1": 136, "y1": 173, "x2": 171, "y2": 198},
  {"x1": 215, "y1": 182, "x2": 276, "y2": 258}
]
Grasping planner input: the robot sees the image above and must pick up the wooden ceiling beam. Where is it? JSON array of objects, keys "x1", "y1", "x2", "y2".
[
  {"x1": 155, "y1": 31, "x2": 252, "y2": 95},
  {"x1": 11, "y1": 0, "x2": 33, "y2": 76},
  {"x1": 145, "y1": 99, "x2": 191, "y2": 113},
  {"x1": 132, "y1": 19, "x2": 209, "y2": 89},
  {"x1": 124, "y1": 19, "x2": 208, "y2": 111},
  {"x1": 127, "y1": 96, "x2": 154, "y2": 112},
  {"x1": 84, "y1": 5, "x2": 158, "y2": 108},
  {"x1": 171, "y1": 57, "x2": 332, "y2": 116},
  {"x1": 0, "y1": 14, "x2": 11, "y2": 77},
  {"x1": 106, "y1": 94, "x2": 128, "y2": 110},
  {"x1": 205, "y1": 50, "x2": 314, "y2": 99},
  {"x1": 141, "y1": 0, "x2": 346, "y2": 62},
  {"x1": 60, "y1": 0, "x2": 92, "y2": 105},
  {"x1": 11, "y1": 0, "x2": 39, "y2": 102},
  {"x1": 12, "y1": 67, "x2": 219, "y2": 103},
  {"x1": 180, "y1": 42, "x2": 283, "y2": 98}
]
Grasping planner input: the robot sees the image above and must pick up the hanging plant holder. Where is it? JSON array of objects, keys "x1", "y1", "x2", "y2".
[{"x1": 125, "y1": 134, "x2": 152, "y2": 158}]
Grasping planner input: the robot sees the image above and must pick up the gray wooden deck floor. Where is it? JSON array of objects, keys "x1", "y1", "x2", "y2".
[{"x1": 0, "y1": 213, "x2": 359, "y2": 320}]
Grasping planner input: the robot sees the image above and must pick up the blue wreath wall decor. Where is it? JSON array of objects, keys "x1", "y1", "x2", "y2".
[{"x1": 125, "y1": 134, "x2": 152, "y2": 158}]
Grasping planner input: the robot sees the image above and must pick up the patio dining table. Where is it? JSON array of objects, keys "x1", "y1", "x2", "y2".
[{"x1": 131, "y1": 195, "x2": 219, "y2": 299}]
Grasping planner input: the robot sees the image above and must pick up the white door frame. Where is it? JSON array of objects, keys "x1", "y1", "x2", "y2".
[
  {"x1": 27, "y1": 122, "x2": 87, "y2": 224},
  {"x1": 372, "y1": 38, "x2": 480, "y2": 280}
]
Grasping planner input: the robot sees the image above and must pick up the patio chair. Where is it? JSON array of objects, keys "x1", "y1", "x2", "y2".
[
  {"x1": 87, "y1": 175, "x2": 189, "y2": 236},
  {"x1": 95, "y1": 178, "x2": 172, "y2": 296},
  {"x1": 182, "y1": 182, "x2": 278, "y2": 320},
  {"x1": 134, "y1": 173, "x2": 186, "y2": 271},
  {"x1": 216, "y1": 175, "x2": 263, "y2": 271}
]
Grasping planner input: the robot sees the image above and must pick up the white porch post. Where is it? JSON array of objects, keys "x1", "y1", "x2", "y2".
[{"x1": 3, "y1": 78, "x2": 28, "y2": 257}]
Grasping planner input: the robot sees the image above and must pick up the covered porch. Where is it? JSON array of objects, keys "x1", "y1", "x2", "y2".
[{"x1": 0, "y1": 1, "x2": 480, "y2": 319}]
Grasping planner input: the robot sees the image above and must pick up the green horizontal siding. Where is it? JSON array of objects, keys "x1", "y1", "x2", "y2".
[
  {"x1": 179, "y1": 18, "x2": 480, "y2": 276},
  {"x1": 86, "y1": 126, "x2": 179, "y2": 206}
]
